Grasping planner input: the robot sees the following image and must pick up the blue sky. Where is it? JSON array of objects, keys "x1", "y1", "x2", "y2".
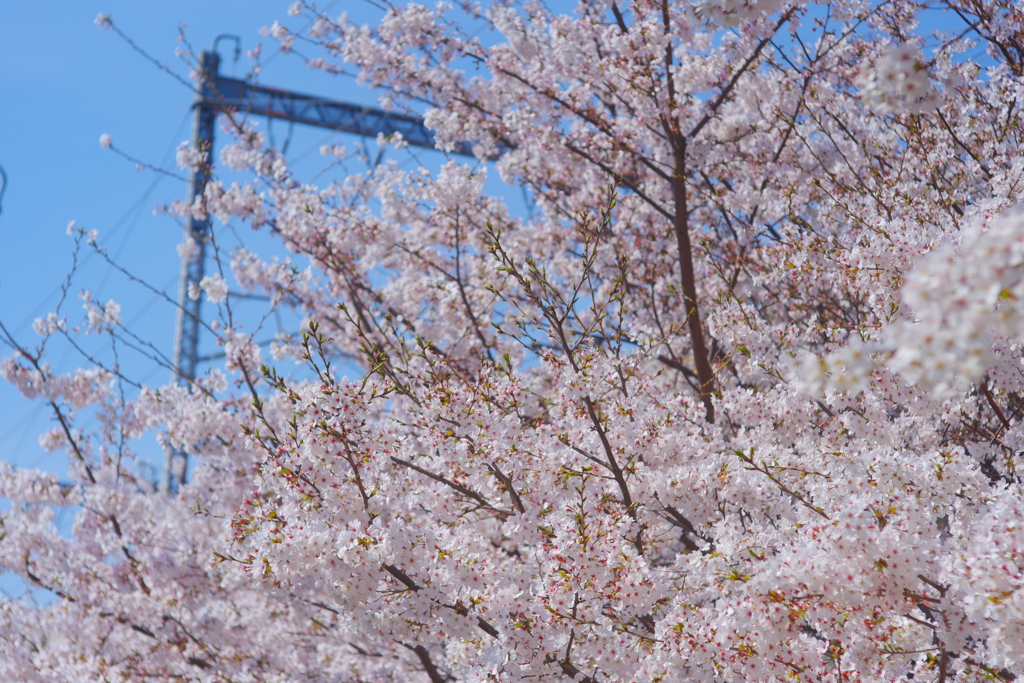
[{"x1": 0, "y1": 2, "x2": 396, "y2": 481}]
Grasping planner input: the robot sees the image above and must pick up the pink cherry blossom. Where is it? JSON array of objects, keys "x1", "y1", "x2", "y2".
[{"x1": 4, "y1": 1, "x2": 1024, "y2": 681}]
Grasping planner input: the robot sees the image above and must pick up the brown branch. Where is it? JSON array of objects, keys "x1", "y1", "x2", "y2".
[
  {"x1": 187, "y1": 657, "x2": 213, "y2": 670},
  {"x1": 667, "y1": 136, "x2": 716, "y2": 422},
  {"x1": 687, "y1": 10, "x2": 796, "y2": 140},
  {"x1": 23, "y1": 564, "x2": 75, "y2": 602},
  {"x1": 917, "y1": 574, "x2": 948, "y2": 597},
  {"x1": 554, "y1": 657, "x2": 598, "y2": 683},
  {"x1": 391, "y1": 456, "x2": 511, "y2": 518},
  {"x1": 320, "y1": 425, "x2": 374, "y2": 511},
  {"x1": 610, "y1": 3, "x2": 628, "y2": 33},
  {"x1": 982, "y1": 381, "x2": 1013, "y2": 432},
  {"x1": 487, "y1": 463, "x2": 526, "y2": 514},
  {"x1": 410, "y1": 644, "x2": 446, "y2": 683},
  {"x1": 381, "y1": 563, "x2": 500, "y2": 638},
  {"x1": 935, "y1": 110, "x2": 993, "y2": 180},
  {"x1": 963, "y1": 657, "x2": 1016, "y2": 681},
  {"x1": 562, "y1": 141, "x2": 674, "y2": 221},
  {"x1": 660, "y1": 503, "x2": 702, "y2": 552},
  {"x1": 382, "y1": 563, "x2": 421, "y2": 590},
  {"x1": 735, "y1": 450, "x2": 830, "y2": 519},
  {"x1": 579, "y1": 397, "x2": 644, "y2": 556}
]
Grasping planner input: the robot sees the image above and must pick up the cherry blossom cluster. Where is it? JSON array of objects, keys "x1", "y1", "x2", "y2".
[
  {"x1": 805, "y1": 207, "x2": 1024, "y2": 397},
  {"x1": 887, "y1": 206, "x2": 1024, "y2": 393},
  {"x1": 698, "y1": 0, "x2": 786, "y2": 28},
  {"x1": 189, "y1": 273, "x2": 229, "y2": 304},
  {"x1": 3, "y1": 0, "x2": 1024, "y2": 681},
  {"x1": 856, "y1": 43, "x2": 942, "y2": 115}
]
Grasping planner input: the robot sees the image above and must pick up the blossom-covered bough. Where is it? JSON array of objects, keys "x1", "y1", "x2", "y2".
[{"x1": 3, "y1": 0, "x2": 1024, "y2": 680}]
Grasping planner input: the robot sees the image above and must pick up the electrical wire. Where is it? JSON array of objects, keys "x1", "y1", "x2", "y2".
[{"x1": 8, "y1": 111, "x2": 192, "y2": 340}]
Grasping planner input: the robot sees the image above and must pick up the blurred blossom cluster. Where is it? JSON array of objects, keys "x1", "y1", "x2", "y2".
[{"x1": 855, "y1": 43, "x2": 941, "y2": 114}]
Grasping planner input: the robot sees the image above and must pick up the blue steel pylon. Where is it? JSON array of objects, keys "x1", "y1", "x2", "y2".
[{"x1": 161, "y1": 47, "x2": 483, "y2": 492}]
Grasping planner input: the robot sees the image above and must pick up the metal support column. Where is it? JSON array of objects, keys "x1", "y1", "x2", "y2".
[
  {"x1": 158, "y1": 43, "x2": 495, "y2": 493},
  {"x1": 161, "y1": 50, "x2": 219, "y2": 493}
]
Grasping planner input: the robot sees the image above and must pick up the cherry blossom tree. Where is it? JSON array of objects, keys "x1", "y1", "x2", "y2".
[{"x1": 4, "y1": 0, "x2": 1024, "y2": 681}]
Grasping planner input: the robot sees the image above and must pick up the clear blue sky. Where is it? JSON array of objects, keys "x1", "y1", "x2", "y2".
[{"x1": 0, "y1": 2, "x2": 393, "y2": 481}]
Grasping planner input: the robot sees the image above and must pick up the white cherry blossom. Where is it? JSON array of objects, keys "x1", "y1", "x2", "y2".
[{"x1": 4, "y1": 1, "x2": 1024, "y2": 681}]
